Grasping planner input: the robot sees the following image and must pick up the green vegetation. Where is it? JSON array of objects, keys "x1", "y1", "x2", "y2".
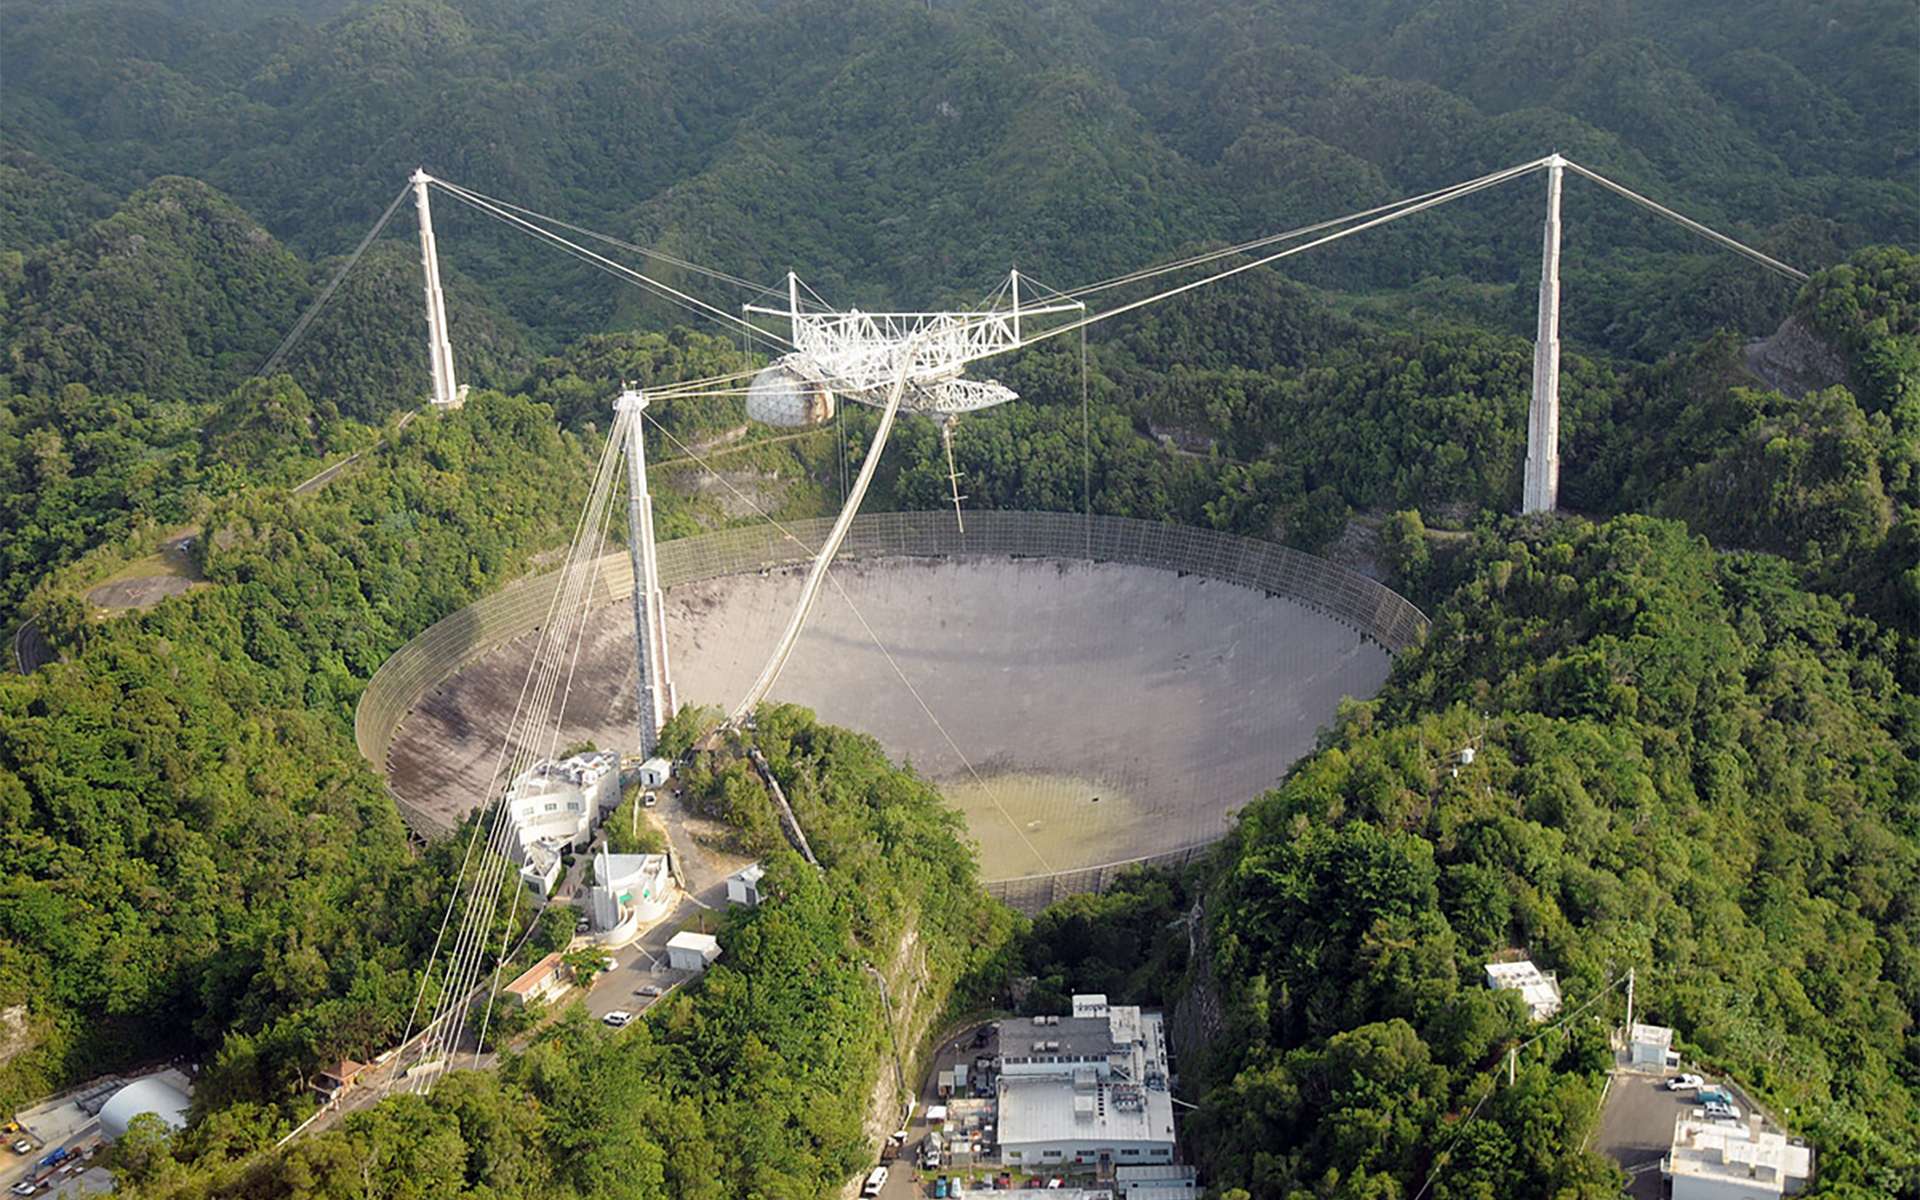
[
  {"x1": 0, "y1": 395, "x2": 596, "y2": 1112},
  {"x1": 109, "y1": 706, "x2": 1016, "y2": 1199},
  {"x1": 0, "y1": 1, "x2": 1916, "y2": 1196},
  {"x1": 1022, "y1": 516, "x2": 1918, "y2": 1198}
]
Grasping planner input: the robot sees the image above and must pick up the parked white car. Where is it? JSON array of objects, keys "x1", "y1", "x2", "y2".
[
  {"x1": 602, "y1": 1010, "x2": 633, "y2": 1027},
  {"x1": 1666, "y1": 1073, "x2": 1705, "y2": 1091}
]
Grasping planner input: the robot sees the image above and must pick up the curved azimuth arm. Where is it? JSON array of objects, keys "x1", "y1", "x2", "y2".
[{"x1": 728, "y1": 335, "x2": 925, "y2": 725}]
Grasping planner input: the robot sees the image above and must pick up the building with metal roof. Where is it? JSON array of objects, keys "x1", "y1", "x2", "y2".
[{"x1": 666, "y1": 930, "x2": 722, "y2": 971}]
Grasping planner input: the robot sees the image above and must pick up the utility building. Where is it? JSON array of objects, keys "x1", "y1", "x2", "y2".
[
  {"x1": 1630, "y1": 1022, "x2": 1679, "y2": 1069},
  {"x1": 666, "y1": 931, "x2": 722, "y2": 972},
  {"x1": 995, "y1": 994, "x2": 1177, "y2": 1171},
  {"x1": 726, "y1": 862, "x2": 767, "y2": 907},
  {"x1": 1666, "y1": 1114, "x2": 1812, "y2": 1199},
  {"x1": 1484, "y1": 959, "x2": 1563, "y2": 1022}
]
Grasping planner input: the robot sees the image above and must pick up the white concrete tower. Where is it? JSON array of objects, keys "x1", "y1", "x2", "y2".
[
  {"x1": 1523, "y1": 155, "x2": 1566, "y2": 515},
  {"x1": 616, "y1": 388, "x2": 676, "y2": 755},
  {"x1": 411, "y1": 169, "x2": 461, "y2": 409}
]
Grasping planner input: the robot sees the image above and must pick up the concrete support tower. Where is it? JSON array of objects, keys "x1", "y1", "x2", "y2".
[
  {"x1": 411, "y1": 169, "x2": 461, "y2": 409},
  {"x1": 616, "y1": 388, "x2": 676, "y2": 756},
  {"x1": 1523, "y1": 155, "x2": 1565, "y2": 515}
]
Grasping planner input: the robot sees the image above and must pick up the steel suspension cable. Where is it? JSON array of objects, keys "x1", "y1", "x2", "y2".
[
  {"x1": 258, "y1": 183, "x2": 412, "y2": 377},
  {"x1": 987, "y1": 160, "x2": 1545, "y2": 361},
  {"x1": 1057, "y1": 157, "x2": 1551, "y2": 300},
  {"x1": 419, "y1": 179, "x2": 772, "y2": 292},
  {"x1": 1560, "y1": 159, "x2": 1808, "y2": 281},
  {"x1": 429, "y1": 177, "x2": 790, "y2": 351}
]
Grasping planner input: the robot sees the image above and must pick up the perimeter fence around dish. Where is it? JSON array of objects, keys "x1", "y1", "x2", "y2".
[{"x1": 356, "y1": 510, "x2": 1429, "y2": 866}]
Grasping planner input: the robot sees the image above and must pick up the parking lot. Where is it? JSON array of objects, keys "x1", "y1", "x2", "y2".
[{"x1": 1594, "y1": 1073, "x2": 1697, "y2": 1199}]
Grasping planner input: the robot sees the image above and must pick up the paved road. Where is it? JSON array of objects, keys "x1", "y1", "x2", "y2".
[
  {"x1": 10, "y1": 618, "x2": 55, "y2": 675},
  {"x1": 878, "y1": 1018, "x2": 1000, "y2": 1200}
]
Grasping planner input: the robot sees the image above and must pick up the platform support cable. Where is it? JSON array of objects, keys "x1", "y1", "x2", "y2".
[
  {"x1": 640, "y1": 411, "x2": 1056, "y2": 875},
  {"x1": 406, "y1": 414, "x2": 630, "y2": 1089},
  {"x1": 1056, "y1": 157, "x2": 1552, "y2": 302},
  {"x1": 999, "y1": 157, "x2": 1547, "y2": 360},
  {"x1": 1560, "y1": 160, "x2": 1808, "y2": 281},
  {"x1": 455, "y1": 422, "x2": 625, "y2": 1067},
  {"x1": 474, "y1": 437, "x2": 625, "y2": 1067},
  {"x1": 428, "y1": 176, "x2": 788, "y2": 351},
  {"x1": 259, "y1": 183, "x2": 412, "y2": 379},
  {"x1": 417, "y1": 178, "x2": 772, "y2": 292}
]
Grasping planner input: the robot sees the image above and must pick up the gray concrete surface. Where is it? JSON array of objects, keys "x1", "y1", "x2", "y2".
[
  {"x1": 1596, "y1": 1073, "x2": 1691, "y2": 1199},
  {"x1": 387, "y1": 557, "x2": 1390, "y2": 880}
]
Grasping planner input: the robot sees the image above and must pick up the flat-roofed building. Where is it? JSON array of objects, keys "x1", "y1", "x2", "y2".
[
  {"x1": 1116, "y1": 1164, "x2": 1198, "y2": 1195},
  {"x1": 666, "y1": 930, "x2": 721, "y2": 971},
  {"x1": 1484, "y1": 959, "x2": 1563, "y2": 1021},
  {"x1": 995, "y1": 1003, "x2": 1176, "y2": 1170},
  {"x1": 1630, "y1": 1022, "x2": 1678, "y2": 1069},
  {"x1": 1666, "y1": 1113, "x2": 1813, "y2": 1199}
]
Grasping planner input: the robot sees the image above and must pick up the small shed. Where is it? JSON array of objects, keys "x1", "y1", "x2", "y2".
[
  {"x1": 1630, "y1": 1022, "x2": 1678, "y2": 1068},
  {"x1": 637, "y1": 756, "x2": 673, "y2": 787},
  {"x1": 313, "y1": 1059, "x2": 366, "y2": 1101},
  {"x1": 666, "y1": 930, "x2": 721, "y2": 972},
  {"x1": 726, "y1": 862, "x2": 767, "y2": 907}
]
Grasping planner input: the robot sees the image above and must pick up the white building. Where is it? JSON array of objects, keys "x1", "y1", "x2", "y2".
[
  {"x1": 505, "y1": 751, "x2": 620, "y2": 893},
  {"x1": 588, "y1": 850, "x2": 675, "y2": 938},
  {"x1": 637, "y1": 756, "x2": 672, "y2": 787},
  {"x1": 726, "y1": 862, "x2": 767, "y2": 907},
  {"x1": 1666, "y1": 1114, "x2": 1813, "y2": 1199},
  {"x1": 666, "y1": 930, "x2": 722, "y2": 971},
  {"x1": 1484, "y1": 959, "x2": 1562, "y2": 1021},
  {"x1": 1630, "y1": 1022, "x2": 1679, "y2": 1069},
  {"x1": 996, "y1": 994, "x2": 1177, "y2": 1171}
]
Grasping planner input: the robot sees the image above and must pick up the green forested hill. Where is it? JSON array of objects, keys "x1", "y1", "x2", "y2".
[
  {"x1": 2, "y1": 0, "x2": 1913, "y2": 352},
  {"x1": 1, "y1": 2, "x2": 1917, "y2": 1197}
]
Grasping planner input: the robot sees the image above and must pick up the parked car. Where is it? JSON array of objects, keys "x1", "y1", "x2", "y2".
[
  {"x1": 643, "y1": 791, "x2": 658, "y2": 808},
  {"x1": 636, "y1": 984, "x2": 663, "y2": 997},
  {"x1": 602, "y1": 1011, "x2": 633, "y2": 1027},
  {"x1": 1666, "y1": 1073, "x2": 1706, "y2": 1091},
  {"x1": 9, "y1": 1138, "x2": 32, "y2": 1154},
  {"x1": 860, "y1": 1166, "x2": 888, "y2": 1197},
  {"x1": 1695, "y1": 1086, "x2": 1733, "y2": 1106},
  {"x1": 1704, "y1": 1100, "x2": 1743, "y2": 1122},
  {"x1": 933, "y1": 1179, "x2": 948, "y2": 1199},
  {"x1": 12, "y1": 1181, "x2": 39, "y2": 1196}
]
